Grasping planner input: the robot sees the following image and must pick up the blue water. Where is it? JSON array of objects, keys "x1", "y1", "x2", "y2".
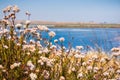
[{"x1": 42, "y1": 28, "x2": 120, "y2": 51}]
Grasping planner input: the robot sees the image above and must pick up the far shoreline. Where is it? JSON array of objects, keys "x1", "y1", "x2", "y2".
[
  {"x1": 29, "y1": 21, "x2": 120, "y2": 28},
  {"x1": 0, "y1": 20, "x2": 120, "y2": 28},
  {"x1": 31, "y1": 24, "x2": 120, "y2": 28}
]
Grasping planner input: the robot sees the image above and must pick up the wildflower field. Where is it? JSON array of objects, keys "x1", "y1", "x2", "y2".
[{"x1": 0, "y1": 5, "x2": 120, "y2": 80}]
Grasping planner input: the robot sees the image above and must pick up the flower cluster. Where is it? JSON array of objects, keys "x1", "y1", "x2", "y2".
[{"x1": 0, "y1": 5, "x2": 120, "y2": 80}]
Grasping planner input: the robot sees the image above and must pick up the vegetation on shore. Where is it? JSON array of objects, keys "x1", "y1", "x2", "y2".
[
  {"x1": 54, "y1": 24, "x2": 120, "y2": 28},
  {"x1": 1, "y1": 21, "x2": 120, "y2": 28}
]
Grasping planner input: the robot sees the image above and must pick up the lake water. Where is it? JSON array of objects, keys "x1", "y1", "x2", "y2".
[{"x1": 42, "y1": 28, "x2": 120, "y2": 52}]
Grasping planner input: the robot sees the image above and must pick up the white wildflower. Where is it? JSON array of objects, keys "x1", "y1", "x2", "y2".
[
  {"x1": 87, "y1": 59, "x2": 93, "y2": 64},
  {"x1": 43, "y1": 48, "x2": 49, "y2": 53},
  {"x1": 92, "y1": 55, "x2": 98, "y2": 60},
  {"x1": 74, "y1": 54, "x2": 84, "y2": 59},
  {"x1": 15, "y1": 62, "x2": 21, "y2": 67},
  {"x1": 82, "y1": 62, "x2": 87, "y2": 66},
  {"x1": 37, "y1": 25, "x2": 48, "y2": 31},
  {"x1": 62, "y1": 46, "x2": 66, "y2": 50},
  {"x1": 108, "y1": 67, "x2": 114, "y2": 73},
  {"x1": 10, "y1": 65, "x2": 15, "y2": 69},
  {"x1": 67, "y1": 52, "x2": 74, "y2": 57},
  {"x1": 103, "y1": 78, "x2": 107, "y2": 80},
  {"x1": 3, "y1": 8, "x2": 7, "y2": 13},
  {"x1": 27, "y1": 60, "x2": 35, "y2": 70},
  {"x1": 7, "y1": 5, "x2": 12, "y2": 11},
  {"x1": 13, "y1": 31, "x2": 17, "y2": 35},
  {"x1": 103, "y1": 72, "x2": 109, "y2": 76},
  {"x1": 50, "y1": 45, "x2": 57, "y2": 49},
  {"x1": 56, "y1": 51, "x2": 62, "y2": 56},
  {"x1": 71, "y1": 67, "x2": 76, "y2": 72},
  {"x1": 3, "y1": 45, "x2": 8, "y2": 49},
  {"x1": 17, "y1": 43, "x2": 21, "y2": 46},
  {"x1": 46, "y1": 61, "x2": 53, "y2": 67},
  {"x1": 107, "y1": 79, "x2": 116, "y2": 80},
  {"x1": 26, "y1": 11, "x2": 31, "y2": 15},
  {"x1": 54, "y1": 39, "x2": 58, "y2": 43},
  {"x1": 40, "y1": 56, "x2": 48, "y2": 62},
  {"x1": 77, "y1": 73, "x2": 83, "y2": 79},
  {"x1": 93, "y1": 67, "x2": 99, "y2": 73},
  {"x1": 3, "y1": 5, "x2": 12, "y2": 12},
  {"x1": 48, "y1": 31, "x2": 56, "y2": 37},
  {"x1": 24, "y1": 71, "x2": 28, "y2": 74},
  {"x1": 10, "y1": 62, "x2": 21, "y2": 69},
  {"x1": 111, "y1": 47, "x2": 120, "y2": 52},
  {"x1": 36, "y1": 41, "x2": 42, "y2": 47},
  {"x1": 112, "y1": 52, "x2": 120, "y2": 57},
  {"x1": 74, "y1": 54, "x2": 80, "y2": 58},
  {"x1": 0, "y1": 65, "x2": 4, "y2": 69},
  {"x1": 59, "y1": 76, "x2": 65, "y2": 80},
  {"x1": 23, "y1": 44, "x2": 36, "y2": 52},
  {"x1": 35, "y1": 69, "x2": 40, "y2": 73},
  {"x1": 38, "y1": 51, "x2": 42, "y2": 54},
  {"x1": 104, "y1": 57, "x2": 110, "y2": 61},
  {"x1": 23, "y1": 40, "x2": 27, "y2": 44},
  {"x1": 16, "y1": 23, "x2": 22, "y2": 28},
  {"x1": 26, "y1": 52, "x2": 30, "y2": 55},
  {"x1": 25, "y1": 20, "x2": 31, "y2": 25},
  {"x1": 38, "y1": 60, "x2": 44, "y2": 65},
  {"x1": 87, "y1": 66, "x2": 92, "y2": 71},
  {"x1": 100, "y1": 58, "x2": 106, "y2": 63},
  {"x1": 30, "y1": 29, "x2": 36, "y2": 33},
  {"x1": 42, "y1": 70, "x2": 50, "y2": 79},
  {"x1": 24, "y1": 29, "x2": 30, "y2": 33},
  {"x1": 30, "y1": 39, "x2": 35, "y2": 44},
  {"x1": 116, "y1": 70, "x2": 120, "y2": 74},
  {"x1": 44, "y1": 26, "x2": 49, "y2": 31},
  {"x1": 76, "y1": 46, "x2": 84, "y2": 50},
  {"x1": 29, "y1": 73, "x2": 37, "y2": 80},
  {"x1": 2, "y1": 69, "x2": 6, "y2": 72},
  {"x1": 2, "y1": 29, "x2": 9, "y2": 34},
  {"x1": 37, "y1": 25, "x2": 43, "y2": 31},
  {"x1": 80, "y1": 55, "x2": 85, "y2": 58},
  {"x1": 75, "y1": 50, "x2": 81, "y2": 54},
  {"x1": 7, "y1": 36, "x2": 11, "y2": 39},
  {"x1": 59, "y1": 37, "x2": 65, "y2": 42},
  {"x1": 12, "y1": 5, "x2": 20, "y2": 12}
]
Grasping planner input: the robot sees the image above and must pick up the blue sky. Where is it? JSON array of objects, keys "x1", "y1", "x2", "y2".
[{"x1": 0, "y1": 0, "x2": 120, "y2": 23}]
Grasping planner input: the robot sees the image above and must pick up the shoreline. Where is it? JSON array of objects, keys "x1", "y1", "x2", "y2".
[
  {"x1": 52, "y1": 26, "x2": 120, "y2": 28},
  {"x1": 29, "y1": 24, "x2": 120, "y2": 28},
  {"x1": 30, "y1": 23, "x2": 120, "y2": 28},
  {"x1": 1, "y1": 20, "x2": 120, "y2": 28},
  {"x1": 53, "y1": 24, "x2": 120, "y2": 28}
]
